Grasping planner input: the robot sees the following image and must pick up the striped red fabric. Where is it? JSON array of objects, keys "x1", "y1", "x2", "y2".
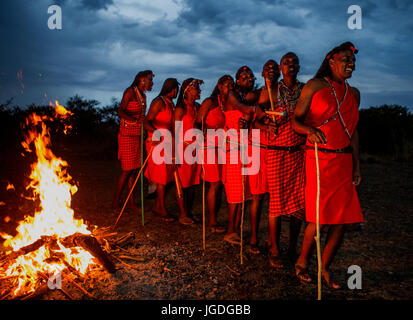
[
  {"x1": 117, "y1": 100, "x2": 144, "y2": 171},
  {"x1": 265, "y1": 82, "x2": 306, "y2": 218},
  {"x1": 118, "y1": 133, "x2": 141, "y2": 171},
  {"x1": 267, "y1": 149, "x2": 305, "y2": 219}
]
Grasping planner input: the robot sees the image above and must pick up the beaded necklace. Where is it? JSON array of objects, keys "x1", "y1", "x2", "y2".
[
  {"x1": 217, "y1": 95, "x2": 224, "y2": 113},
  {"x1": 184, "y1": 99, "x2": 198, "y2": 120},
  {"x1": 323, "y1": 77, "x2": 351, "y2": 140},
  {"x1": 134, "y1": 86, "x2": 146, "y2": 114},
  {"x1": 277, "y1": 79, "x2": 302, "y2": 113},
  {"x1": 160, "y1": 96, "x2": 173, "y2": 110}
]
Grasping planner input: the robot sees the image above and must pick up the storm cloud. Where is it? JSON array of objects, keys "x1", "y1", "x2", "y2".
[{"x1": 0, "y1": 0, "x2": 411, "y2": 109}]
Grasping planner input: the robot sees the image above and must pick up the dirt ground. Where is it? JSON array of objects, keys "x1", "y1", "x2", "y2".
[{"x1": 0, "y1": 141, "x2": 412, "y2": 300}]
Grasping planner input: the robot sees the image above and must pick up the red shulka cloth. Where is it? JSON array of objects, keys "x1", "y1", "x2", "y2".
[
  {"x1": 201, "y1": 104, "x2": 225, "y2": 183},
  {"x1": 267, "y1": 81, "x2": 306, "y2": 218},
  {"x1": 144, "y1": 97, "x2": 174, "y2": 186},
  {"x1": 304, "y1": 78, "x2": 363, "y2": 224},
  {"x1": 118, "y1": 98, "x2": 145, "y2": 171},
  {"x1": 176, "y1": 102, "x2": 201, "y2": 188},
  {"x1": 222, "y1": 109, "x2": 251, "y2": 204},
  {"x1": 248, "y1": 116, "x2": 268, "y2": 195}
]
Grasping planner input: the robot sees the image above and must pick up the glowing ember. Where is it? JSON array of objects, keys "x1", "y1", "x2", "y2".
[
  {"x1": 0, "y1": 102, "x2": 97, "y2": 297},
  {"x1": 6, "y1": 183, "x2": 15, "y2": 191}
]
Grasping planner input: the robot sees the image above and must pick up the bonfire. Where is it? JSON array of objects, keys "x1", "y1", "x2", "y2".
[{"x1": 0, "y1": 102, "x2": 115, "y2": 299}]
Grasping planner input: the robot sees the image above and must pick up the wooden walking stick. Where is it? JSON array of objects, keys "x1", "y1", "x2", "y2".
[
  {"x1": 201, "y1": 118, "x2": 206, "y2": 250},
  {"x1": 265, "y1": 77, "x2": 277, "y2": 123},
  {"x1": 113, "y1": 147, "x2": 153, "y2": 229},
  {"x1": 314, "y1": 142, "x2": 322, "y2": 300},
  {"x1": 266, "y1": 110, "x2": 288, "y2": 117},
  {"x1": 265, "y1": 77, "x2": 286, "y2": 141},
  {"x1": 240, "y1": 129, "x2": 247, "y2": 265},
  {"x1": 140, "y1": 125, "x2": 145, "y2": 226},
  {"x1": 240, "y1": 170, "x2": 245, "y2": 265}
]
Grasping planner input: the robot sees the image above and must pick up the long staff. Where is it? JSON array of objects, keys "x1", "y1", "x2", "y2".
[
  {"x1": 314, "y1": 142, "x2": 322, "y2": 300},
  {"x1": 113, "y1": 147, "x2": 153, "y2": 229},
  {"x1": 201, "y1": 118, "x2": 206, "y2": 250},
  {"x1": 240, "y1": 164, "x2": 245, "y2": 265},
  {"x1": 265, "y1": 78, "x2": 277, "y2": 123},
  {"x1": 240, "y1": 129, "x2": 247, "y2": 265},
  {"x1": 140, "y1": 125, "x2": 145, "y2": 226}
]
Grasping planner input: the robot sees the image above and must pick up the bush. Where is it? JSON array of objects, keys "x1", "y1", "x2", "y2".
[
  {"x1": 358, "y1": 105, "x2": 413, "y2": 161},
  {"x1": 2, "y1": 98, "x2": 412, "y2": 162},
  {"x1": 0, "y1": 95, "x2": 121, "y2": 159}
]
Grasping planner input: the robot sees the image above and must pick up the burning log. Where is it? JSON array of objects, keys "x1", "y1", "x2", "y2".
[
  {"x1": 60, "y1": 233, "x2": 116, "y2": 274},
  {"x1": 2, "y1": 233, "x2": 116, "y2": 274},
  {"x1": 2, "y1": 236, "x2": 58, "y2": 262},
  {"x1": 0, "y1": 103, "x2": 117, "y2": 298},
  {"x1": 20, "y1": 284, "x2": 49, "y2": 300}
]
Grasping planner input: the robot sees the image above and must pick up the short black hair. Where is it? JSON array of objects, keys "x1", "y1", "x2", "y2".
[
  {"x1": 235, "y1": 66, "x2": 253, "y2": 80},
  {"x1": 280, "y1": 52, "x2": 299, "y2": 64}
]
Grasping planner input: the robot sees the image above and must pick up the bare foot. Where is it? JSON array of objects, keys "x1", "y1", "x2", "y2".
[
  {"x1": 322, "y1": 270, "x2": 341, "y2": 289},
  {"x1": 295, "y1": 264, "x2": 312, "y2": 283}
]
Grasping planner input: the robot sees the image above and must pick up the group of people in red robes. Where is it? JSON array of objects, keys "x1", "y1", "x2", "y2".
[{"x1": 113, "y1": 41, "x2": 363, "y2": 289}]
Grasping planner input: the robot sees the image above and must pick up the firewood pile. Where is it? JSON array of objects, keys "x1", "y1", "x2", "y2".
[{"x1": 0, "y1": 228, "x2": 146, "y2": 300}]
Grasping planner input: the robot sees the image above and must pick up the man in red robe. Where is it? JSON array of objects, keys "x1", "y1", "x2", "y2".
[{"x1": 292, "y1": 42, "x2": 363, "y2": 289}]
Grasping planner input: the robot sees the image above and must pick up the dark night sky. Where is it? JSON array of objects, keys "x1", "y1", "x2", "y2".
[{"x1": 0, "y1": 0, "x2": 412, "y2": 110}]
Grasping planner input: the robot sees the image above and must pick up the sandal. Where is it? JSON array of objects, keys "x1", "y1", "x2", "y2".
[
  {"x1": 223, "y1": 233, "x2": 241, "y2": 245},
  {"x1": 247, "y1": 244, "x2": 260, "y2": 255},
  {"x1": 178, "y1": 216, "x2": 195, "y2": 226},
  {"x1": 295, "y1": 265, "x2": 312, "y2": 283},
  {"x1": 269, "y1": 255, "x2": 284, "y2": 269},
  {"x1": 209, "y1": 225, "x2": 226, "y2": 233}
]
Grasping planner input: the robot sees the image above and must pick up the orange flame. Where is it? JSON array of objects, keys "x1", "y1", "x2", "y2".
[
  {"x1": 52, "y1": 100, "x2": 73, "y2": 134},
  {"x1": 0, "y1": 102, "x2": 96, "y2": 296}
]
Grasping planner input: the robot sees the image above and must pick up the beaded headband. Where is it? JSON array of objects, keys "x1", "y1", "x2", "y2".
[
  {"x1": 183, "y1": 79, "x2": 203, "y2": 95},
  {"x1": 326, "y1": 45, "x2": 358, "y2": 60}
]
